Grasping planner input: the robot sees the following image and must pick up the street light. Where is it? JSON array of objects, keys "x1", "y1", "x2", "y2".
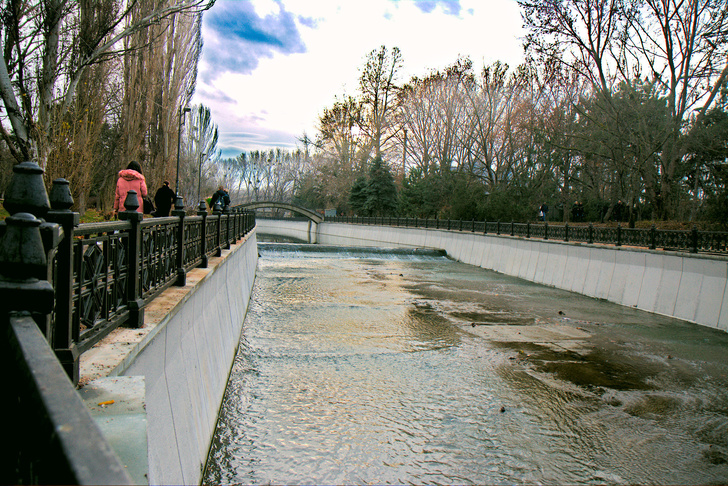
[
  {"x1": 197, "y1": 152, "x2": 207, "y2": 204},
  {"x1": 175, "y1": 106, "x2": 192, "y2": 197}
]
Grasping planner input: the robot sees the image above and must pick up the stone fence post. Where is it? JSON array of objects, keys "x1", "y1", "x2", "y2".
[
  {"x1": 197, "y1": 201, "x2": 209, "y2": 268},
  {"x1": 223, "y1": 204, "x2": 231, "y2": 250},
  {"x1": 213, "y1": 201, "x2": 223, "y2": 256},
  {"x1": 46, "y1": 178, "x2": 81, "y2": 382}
]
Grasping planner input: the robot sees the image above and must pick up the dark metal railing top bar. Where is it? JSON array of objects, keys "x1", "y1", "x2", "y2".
[{"x1": 327, "y1": 216, "x2": 728, "y2": 255}]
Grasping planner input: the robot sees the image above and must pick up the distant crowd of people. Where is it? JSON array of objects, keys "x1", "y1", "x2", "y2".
[{"x1": 113, "y1": 161, "x2": 230, "y2": 218}]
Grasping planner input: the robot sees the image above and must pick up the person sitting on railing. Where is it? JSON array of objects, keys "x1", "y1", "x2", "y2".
[{"x1": 114, "y1": 161, "x2": 148, "y2": 215}]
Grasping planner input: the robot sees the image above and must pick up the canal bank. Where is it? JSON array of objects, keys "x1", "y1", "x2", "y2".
[
  {"x1": 80, "y1": 228, "x2": 258, "y2": 485},
  {"x1": 256, "y1": 219, "x2": 728, "y2": 332}
]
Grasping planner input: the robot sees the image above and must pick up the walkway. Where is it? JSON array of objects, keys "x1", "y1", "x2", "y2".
[{"x1": 79, "y1": 240, "x2": 247, "y2": 386}]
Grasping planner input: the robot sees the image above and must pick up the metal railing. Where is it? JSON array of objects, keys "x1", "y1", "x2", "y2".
[
  {"x1": 49, "y1": 191, "x2": 254, "y2": 384},
  {"x1": 0, "y1": 161, "x2": 256, "y2": 484},
  {"x1": 327, "y1": 216, "x2": 728, "y2": 255}
]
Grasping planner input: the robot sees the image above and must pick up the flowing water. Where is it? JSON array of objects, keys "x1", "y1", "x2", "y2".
[{"x1": 203, "y1": 242, "x2": 728, "y2": 485}]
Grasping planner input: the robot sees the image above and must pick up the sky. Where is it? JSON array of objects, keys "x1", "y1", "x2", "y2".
[{"x1": 192, "y1": 0, "x2": 526, "y2": 159}]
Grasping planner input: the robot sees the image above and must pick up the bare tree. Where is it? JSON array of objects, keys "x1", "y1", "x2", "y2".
[
  {"x1": 176, "y1": 103, "x2": 218, "y2": 206},
  {"x1": 121, "y1": 1, "x2": 204, "y2": 188},
  {"x1": 317, "y1": 95, "x2": 366, "y2": 172},
  {"x1": 358, "y1": 45, "x2": 403, "y2": 162},
  {"x1": 517, "y1": 0, "x2": 728, "y2": 218},
  {"x1": 0, "y1": 0, "x2": 214, "y2": 166},
  {"x1": 398, "y1": 58, "x2": 475, "y2": 177}
]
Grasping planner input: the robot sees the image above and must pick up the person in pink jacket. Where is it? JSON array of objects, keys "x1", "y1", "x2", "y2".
[{"x1": 114, "y1": 161, "x2": 148, "y2": 214}]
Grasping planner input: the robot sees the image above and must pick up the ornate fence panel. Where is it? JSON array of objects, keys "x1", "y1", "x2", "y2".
[
  {"x1": 206, "y1": 214, "x2": 221, "y2": 258},
  {"x1": 621, "y1": 227, "x2": 652, "y2": 249},
  {"x1": 511, "y1": 223, "x2": 527, "y2": 238},
  {"x1": 72, "y1": 222, "x2": 132, "y2": 354},
  {"x1": 182, "y1": 216, "x2": 204, "y2": 271},
  {"x1": 569, "y1": 225, "x2": 592, "y2": 244},
  {"x1": 658, "y1": 229, "x2": 693, "y2": 252},
  {"x1": 140, "y1": 218, "x2": 179, "y2": 301},
  {"x1": 699, "y1": 231, "x2": 728, "y2": 253}
]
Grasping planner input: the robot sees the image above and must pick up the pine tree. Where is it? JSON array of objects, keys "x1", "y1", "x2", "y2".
[
  {"x1": 348, "y1": 175, "x2": 369, "y2": 215},
  {"x1": 363, "y1": 157, "x2": 398, "y2": 216}
]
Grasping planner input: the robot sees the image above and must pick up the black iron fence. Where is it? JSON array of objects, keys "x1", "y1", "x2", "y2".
[
  {"x1": 1, "y1": 162, "x2": 256, "y2": 384},
  {"x1": 327, "y1": 216, "x2": 728, "y2": 255},
  {"x1": 0, "y1": 161, "x2": 256, "y2": 484}
]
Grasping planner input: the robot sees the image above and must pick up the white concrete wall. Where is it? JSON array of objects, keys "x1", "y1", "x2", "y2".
[
  {"x1": 257, "y1": 218, "x2": 316, "y2": 243},
  {"x1": 313, "y1": 221, "x2": 727, "y2": 332},
  {"x1": 120, "y1": 230, "x2": 258, "y2": 486}
]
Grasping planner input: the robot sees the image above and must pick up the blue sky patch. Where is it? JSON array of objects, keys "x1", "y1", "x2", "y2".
[
  {"x1": 202, "y1": 1, "x2": 306, "y2": 80},
  {"x1": 412, "y1": 0, "x2": 462, "y2": 16}
]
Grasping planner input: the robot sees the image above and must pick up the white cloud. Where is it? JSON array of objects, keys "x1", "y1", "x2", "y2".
[{"x1": 194, "y1": 0, "x2": 524, "y2": 158}]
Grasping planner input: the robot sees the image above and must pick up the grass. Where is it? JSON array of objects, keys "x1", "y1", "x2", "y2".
[{"x1": 0, "y1": 206, "x2": 110, "y2": 223}]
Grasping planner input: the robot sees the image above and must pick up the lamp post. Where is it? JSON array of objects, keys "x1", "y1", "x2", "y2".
[
  {"x1": 197, "y1": 152, "x2": 206, "y2": 204},
  {"x1": 175, "y1": 106, "x2": 191, "y2": 197}
]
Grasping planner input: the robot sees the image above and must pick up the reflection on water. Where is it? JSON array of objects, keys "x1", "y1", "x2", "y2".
[{"x1": 203, "y1": 243, "x2": 728, "y2": 485}]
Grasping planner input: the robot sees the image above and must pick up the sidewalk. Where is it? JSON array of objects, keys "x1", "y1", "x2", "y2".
[{"x1": 79, "y1": 241, "x2": 244, "y2": 387}]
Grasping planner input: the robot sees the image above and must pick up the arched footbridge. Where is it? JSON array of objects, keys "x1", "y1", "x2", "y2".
[
  {"x1": 239, "y1": 201, "x2": 323, "y2": 223},
  {"x1": 239, "y1": 201, "x2": 322, "y2": 243}
]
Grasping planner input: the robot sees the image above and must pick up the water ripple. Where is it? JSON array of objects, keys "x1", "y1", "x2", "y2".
[{"x1": 204, "y1": 244, "x2": 728, "y2": 485}]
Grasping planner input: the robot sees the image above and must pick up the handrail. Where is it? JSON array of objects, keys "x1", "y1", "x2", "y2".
[
  {"x1": 2, "y1": 314, "x2": 134, "y2": 485},
  {"x1": 326, "y1": 216, "x2": 728, "y2": 255},
  {"x1": 50, "y1": 193, "x2": 256, "y2": 383}
]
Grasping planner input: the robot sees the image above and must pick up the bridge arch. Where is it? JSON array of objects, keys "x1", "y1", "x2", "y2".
[{"x1": 240, "y1": 201, "x2": 323, "y2": 224}]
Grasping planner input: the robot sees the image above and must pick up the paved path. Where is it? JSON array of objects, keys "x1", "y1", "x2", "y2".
[{"x1": 79, "y1": 245, "x2": 240, "y2": 387}]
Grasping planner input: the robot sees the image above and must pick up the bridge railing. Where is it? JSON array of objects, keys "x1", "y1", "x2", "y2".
[
  {"x1": 0, "y1": 161, "x2": 256, "y2": 483},
  {"x1": 327, "y1": 216, "x2": 728, "y2": 255}
]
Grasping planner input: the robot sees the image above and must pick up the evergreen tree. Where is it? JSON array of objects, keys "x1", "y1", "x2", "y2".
[
  {"x1": 348, "y1": 175, "x2": 369, "y2": 215},
  {"x1": 348, "y1": 157, "x2": 399, "y2": 216},
  {"x1": 400, "y1": 168, "x2": 444, "y2": 218},
  {"x1": 363, "y1": 157, "x2": 398, "y2": 216}
]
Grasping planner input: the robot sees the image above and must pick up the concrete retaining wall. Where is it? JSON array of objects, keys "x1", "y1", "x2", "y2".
[
  {"x1": 118, "y1": 230, "x2": 258, "y2": 485},
  {"x1": 265, "y1": 220, "x2": 727, "y2": 332},
  {"x1": 257, "y1": 218, "x2": 317, "y2": 243}
]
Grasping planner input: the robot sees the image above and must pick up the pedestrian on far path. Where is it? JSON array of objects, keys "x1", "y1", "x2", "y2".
[
  {"x1": 539, "y1": 203, "x2": 549, "y2": 222},
  {"x1": 154, "y1": 181, "x2": 176, "y2": 217},
  {"x1": 210, "y1": 185, "x2": 230, "y2": 209}
]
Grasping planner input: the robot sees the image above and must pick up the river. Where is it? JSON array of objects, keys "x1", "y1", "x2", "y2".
[{"x1": 203, "y1": 242, "x2": 728, "y2": 485}]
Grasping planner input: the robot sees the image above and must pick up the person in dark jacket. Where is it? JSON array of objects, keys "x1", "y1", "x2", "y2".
[
  {"x1": 210, "y1": 185, "x2": 230, "y2": 209},
  {"x1": 539, "y1": 203, "x2": 549, "y2": 221},
  {"x1": 154, "y1": 181, "x2": 176, "y2": 217}
]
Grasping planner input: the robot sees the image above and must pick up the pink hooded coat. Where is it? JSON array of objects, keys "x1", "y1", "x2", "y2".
[{"x1": 114, "y1": 169, "x2": 148, "y2": 213}]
